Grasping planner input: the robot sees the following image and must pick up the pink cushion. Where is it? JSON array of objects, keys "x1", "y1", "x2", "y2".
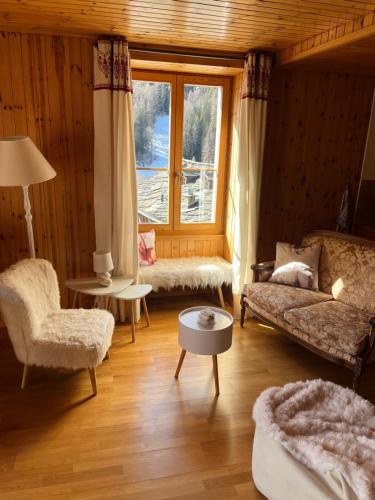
[{"x1": 138, "y1": 230, "x2": 156, "y2": 266}]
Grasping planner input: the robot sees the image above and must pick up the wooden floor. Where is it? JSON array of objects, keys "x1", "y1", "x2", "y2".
[{"x1": 0, "y1": 295, "x2": 374, "y2": 499}]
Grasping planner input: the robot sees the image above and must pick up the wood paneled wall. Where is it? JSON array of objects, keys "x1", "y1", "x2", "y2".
[
  {"x1": 155, "y1": 235, "x2": 224, "y2": 258},
  {"x1": 2, "y1": 31, "x2": 373, "y2": 305},
  {"x1": 258, "y1": 68, "x2": 375, "y2": 261},
  {"x1": 0, "y1": 32, "x2": 95, "y2": 304}
]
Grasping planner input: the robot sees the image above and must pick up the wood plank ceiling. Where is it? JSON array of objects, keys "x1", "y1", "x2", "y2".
[
  {"x1": 283, "y1": 34, "x2": 375, "y2": 74},
  {"x1": 0, "y1": 0, "x2": 375, "y2": 55}
]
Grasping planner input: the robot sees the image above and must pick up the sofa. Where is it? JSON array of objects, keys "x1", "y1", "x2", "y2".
[{"x1": 241, "y1": 230, "x2": 375, "y2": 390}]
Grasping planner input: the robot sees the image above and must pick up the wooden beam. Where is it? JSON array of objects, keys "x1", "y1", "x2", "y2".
[
  {"x1": 278, "y1": 10, "x2": 375, "y2": 66},
  {"x1": 130, "y1": 48, "x2": 244, "y2": 71}
]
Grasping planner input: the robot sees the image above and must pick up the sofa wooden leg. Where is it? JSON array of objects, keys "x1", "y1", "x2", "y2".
[
  {"x1": 352, "y1": 365, "x2": 364, "y2": 393},
  {"x1": 21, "y1": 364, "x2": 29, "y2": 390},
  {"x1": 240, "y1": 300, "x2": 246, "y2": 328},
  {"x1": 217, "y1": 286, "x2": 225, "y2": 308},
  {"x1": 88, "y1": 368, "x2": 97, "y2": 395}
]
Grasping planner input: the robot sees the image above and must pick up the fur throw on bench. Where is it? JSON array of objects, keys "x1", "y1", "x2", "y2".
[
  {"x1": 139, "y1": 256, "x2": 232, "y2": 292},
  {"x1": 253, "y1": 379, "x2": 375, "y2": 500}
]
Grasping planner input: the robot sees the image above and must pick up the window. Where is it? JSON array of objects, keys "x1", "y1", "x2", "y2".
[{"x1": 133, "y1": 71, "x2": 230, "y2": 233}]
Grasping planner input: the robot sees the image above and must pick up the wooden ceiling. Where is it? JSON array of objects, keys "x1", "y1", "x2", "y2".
[
  {"x1": 282, "y1": 34, "x2": 375, "y2": 74},
  {"x1": 0, "y1": 0, "x2": 375, "y2": 55}
]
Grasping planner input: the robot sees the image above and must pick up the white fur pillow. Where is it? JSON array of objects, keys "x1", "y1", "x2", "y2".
[{"x1": 269, "y1": 242, "x2": 321, "y2": 291}]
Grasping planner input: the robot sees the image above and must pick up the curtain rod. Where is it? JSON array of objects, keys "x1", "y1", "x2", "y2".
[{"x1": 128, "y1": 46, "x2": 245, "y2": 62}]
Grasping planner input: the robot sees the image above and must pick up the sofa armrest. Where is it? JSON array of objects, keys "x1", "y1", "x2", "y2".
[{"x1": 250, "y1": 261, "x2": 275, "y2": 282}]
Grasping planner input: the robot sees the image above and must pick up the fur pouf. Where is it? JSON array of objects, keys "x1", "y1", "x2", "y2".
[
  {"x1": 139, "y1": 256, "x2": 232, "y2": 292},
  {"x1": 253, "y1": 380, "x2": 375, "y2": 500}
]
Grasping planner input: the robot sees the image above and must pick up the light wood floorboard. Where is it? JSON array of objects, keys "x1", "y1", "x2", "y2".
[{"x1": 0, "y1": 295, "x2": 374, "y2": 499}]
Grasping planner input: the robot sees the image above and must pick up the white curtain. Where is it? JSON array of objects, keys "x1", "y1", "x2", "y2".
[
  {"x1": 93, "y1": 39, "x2": 138, "y2": 320},
  {"x1": 232, "y1": 52, "x2": 272, "y2": 315}
]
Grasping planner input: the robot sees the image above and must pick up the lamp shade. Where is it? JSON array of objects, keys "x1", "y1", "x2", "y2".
[
  {"x1": 0, "y1": 136, "x2": 56, "y2": 186},
  {"x1": 93, "y1": 252, "x2": 114, "y2": 273}
]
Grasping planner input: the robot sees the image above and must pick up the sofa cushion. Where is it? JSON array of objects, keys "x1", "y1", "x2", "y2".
[
  {"x1": 244, "y1": 282, "x2": 332, "y2": 319},
  {"x1": 284, "y1": 301, "x2": 371, "y2": 356},
  {"x1": 303, "y1": 232, "x2": 375, "y2": 316},
  {"x1": 247, "y1": 300, "x2": 357, "y2": 364}
]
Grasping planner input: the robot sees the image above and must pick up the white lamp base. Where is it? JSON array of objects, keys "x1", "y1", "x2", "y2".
[{"x1": 96, "y1": 272, "x2": 112, "y2": 287}]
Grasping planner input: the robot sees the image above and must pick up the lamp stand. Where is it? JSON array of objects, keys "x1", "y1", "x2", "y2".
[{"x1": 22, "y1": 185, "x2": 36, "y2": 258}]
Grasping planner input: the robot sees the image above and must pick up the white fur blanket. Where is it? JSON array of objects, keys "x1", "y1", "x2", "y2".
[
  {"x1": 253, "y1": 380, "x2": 375, "y2": 500},
  {"x1": 139, "y1": 256, "x2": 232, "y2": 292}
]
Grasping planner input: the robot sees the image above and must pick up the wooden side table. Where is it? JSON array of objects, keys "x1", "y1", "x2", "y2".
[
  {"x1": 65, "y1": 277, "x2": 133, "y2": 309},
  {"x1": 110, "y1": 284, "x2": 152, "y2": 342},
  {"x1": 174, "y1": 306, "x2": 233, "y2": 396}
]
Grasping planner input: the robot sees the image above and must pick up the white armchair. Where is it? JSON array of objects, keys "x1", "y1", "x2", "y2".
[{"x1": 0, "y1": 259, "x2": 114, "y2": 395}]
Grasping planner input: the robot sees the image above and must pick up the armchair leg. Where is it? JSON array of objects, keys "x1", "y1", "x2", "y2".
[
  {"x1": 88, "y1": 368, "x2": 97, "y2": 395},
  {"x1": 21, "y1": 364, "x2": 29, "y2": 390}
]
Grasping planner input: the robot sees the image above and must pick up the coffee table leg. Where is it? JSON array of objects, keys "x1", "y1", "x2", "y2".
[
  {"x1": 212, "y1": 355, "x2": 220, "y2": 396},
  {"x1": 142, "y1": 297, "x2": 150, "y2": 327},
  {"x1": 130, "y1": 300, "x2": 136, "y2": 343},
  {"x1": 72, "y1": 291, "x2": 78, "y2": 308},
  {"x1": 174, "y1": 349, "x2": 186, "y2": 379}
]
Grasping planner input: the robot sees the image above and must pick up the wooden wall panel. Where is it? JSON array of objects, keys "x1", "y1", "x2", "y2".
[
  {"x1": 155, "y1": 235, "x2": 224, "y2": 258},
  {"x1": 258, "y1": 68, "x2": 375, "y2": 261},
  {"x1": 0, "y1": 32, "x2": 95, "y2": 305}
]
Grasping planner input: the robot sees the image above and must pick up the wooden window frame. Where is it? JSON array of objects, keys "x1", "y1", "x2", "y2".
[{"x1": 133, "y1": 69, "x2": 231, "y2": 236}]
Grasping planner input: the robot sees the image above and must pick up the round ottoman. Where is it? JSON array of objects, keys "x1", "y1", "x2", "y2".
[{"x1": 252, "y1": 380, "x2": 375, "y2": 500}]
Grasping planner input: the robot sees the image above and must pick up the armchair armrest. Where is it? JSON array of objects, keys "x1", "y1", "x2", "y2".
[{"x1": 251, "y1": 261, "x2": 275, "y2": 282}]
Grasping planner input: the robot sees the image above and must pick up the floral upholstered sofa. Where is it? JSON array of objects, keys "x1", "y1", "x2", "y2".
[{"x1": 241, "y1": 230, "x2": 375, "y2": 390}]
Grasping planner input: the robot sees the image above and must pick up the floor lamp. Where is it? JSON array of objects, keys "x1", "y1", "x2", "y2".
[{"x1": 0, "y1": 136, "x2": 56, "y2": 258}]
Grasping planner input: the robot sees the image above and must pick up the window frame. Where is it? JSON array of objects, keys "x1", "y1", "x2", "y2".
[{"x1": 133, "y1": 69, "x2": 231, "y2": 235}]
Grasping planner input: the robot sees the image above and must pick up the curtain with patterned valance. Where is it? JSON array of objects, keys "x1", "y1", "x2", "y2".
[
  {"x1": 93, "y1": 39, "x2": 138, "y2": 320},
  {"x1": 232, "y1": 52, "x2": 273, "y2": 311}
]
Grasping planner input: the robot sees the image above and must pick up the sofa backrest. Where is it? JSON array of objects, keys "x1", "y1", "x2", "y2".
[
  {"x1": 302, "y1": 231, "x2": 375, "y2": 316},
  {"x1": 0, "y1": 259, "x2": 60, "y2": 363}
]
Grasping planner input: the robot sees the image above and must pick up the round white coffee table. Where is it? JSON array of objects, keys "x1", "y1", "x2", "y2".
[
  {"x1": 110, "y1": 284, "x2": 152, "y2": 342},
  {"x1": 174, "y1": 306, "x2": 233, "y2": 396}
]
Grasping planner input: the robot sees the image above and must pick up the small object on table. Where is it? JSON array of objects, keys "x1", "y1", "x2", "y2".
[
  {"x1": 65, "y1": 276, "x2": 133, "y2": 309},
  {"x1": 109, "y1": 284, "x2": 152, "y2": 342},
  {"x1": 198, "y1": 308, "x2": 216, "y2": 326},
  {"x1": 175, "y1": 306, "x2": 233, "y2": 396}
]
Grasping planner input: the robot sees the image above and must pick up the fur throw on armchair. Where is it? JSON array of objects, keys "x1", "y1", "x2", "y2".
[{"x1": 253, "y1": 379, "x2": 375, "y2": 500}]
